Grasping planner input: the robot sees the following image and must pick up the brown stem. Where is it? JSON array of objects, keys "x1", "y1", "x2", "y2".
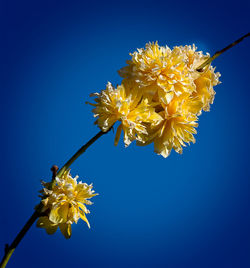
[
  {"x1": 51, "y1": 165, "x2": 59, "y2": 180},
  {"x1": 55, "y1": 129, "x2": 110, "y2": 181},
  {"x1": 196, "y1": 32, "x2": 250, "y2": 72},
  {"x1": 0, "y1": 206, "x2": 42, "y2": 268}
]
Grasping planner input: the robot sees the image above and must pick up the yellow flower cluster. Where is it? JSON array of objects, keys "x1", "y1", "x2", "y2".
[
  {"x1": 89, "y1": 42, "x2": 220, "y2": 157},
  {"x1": 37, "y1": 170, "x2": 97, "y2": 239}
]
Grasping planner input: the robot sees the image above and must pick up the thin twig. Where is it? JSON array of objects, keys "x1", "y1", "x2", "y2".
[
  {"x1": 196, "y1": 32, "x2": 250, "y2": 72},
  {"x1": 0, "y1": 208, "x2": 42, "y2": 268},
  {"x1": 55, "y1": 129, "x2": 111, "y2": 182}
]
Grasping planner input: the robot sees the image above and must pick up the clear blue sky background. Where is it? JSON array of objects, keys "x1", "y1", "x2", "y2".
[{"x1": 1, "y1": 0, "x2": 250, "y2": 267}]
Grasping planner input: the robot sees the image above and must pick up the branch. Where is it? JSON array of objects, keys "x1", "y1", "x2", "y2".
[{"x1": 196, "y1": 32, "x2": 250, "y2": 71}]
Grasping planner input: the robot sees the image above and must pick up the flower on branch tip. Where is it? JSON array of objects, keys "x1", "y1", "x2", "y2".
[
  {"x1": 118, "y1": 42, "x2": 220, "y2": 113},
  {"x1": 88, "y1": 42, "x2": 220, "y2": 157},
  {"x1": 36, "y1": 170, "x2": 98, "y2": 239}
]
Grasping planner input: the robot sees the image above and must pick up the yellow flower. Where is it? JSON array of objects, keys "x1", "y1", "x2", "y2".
[
  {"x1": 192, "y1": 66, "x2": 220, "y2": 114},
  {"x1": 118, "y1": 42, "x2": 220, "y2": 114},
  {"x1": 118, "y1": 42, "x2": 196, "y2": 98},
  {"x1": 37, "y1": 170, "x2": 97, "y2": 239},
  {"x1": 89, "y1": 41, "x2": 220, "y2": 157},
  {"x1": 88, "y1": 81, "x2": 163, "y2": 147},
  {"x1": 152, "y1": 94, "x2": 199, "y2": 158},
  {"x1": 181, "y1": 44, "x2": 221, "y2": 114}
]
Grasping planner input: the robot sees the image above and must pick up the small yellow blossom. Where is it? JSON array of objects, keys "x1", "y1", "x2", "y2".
[
  {"x1": 182, "y1": 44, "x2": 221, "y2": 114},
  {"x1": 153, "y1": 95, "x2": 199, "y2": 157},
  {"x1": 88, "y1": 80, "x2": 163, "y2": 146},
  {"x1": 37, "y1": 170, "x2": 97, "y2": 239},
  {"x1": 192, "y1": 66, "x2": 220, "y2": 114}
]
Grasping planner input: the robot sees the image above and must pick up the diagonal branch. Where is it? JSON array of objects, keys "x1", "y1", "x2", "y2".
[{"x1": 196, "y1": 32, "x2": 250, "y2": 72}]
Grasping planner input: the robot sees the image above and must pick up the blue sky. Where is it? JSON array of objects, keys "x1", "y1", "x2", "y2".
[{"x1": 1, "y1": 0, "x2": 250, "y2": 267}]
